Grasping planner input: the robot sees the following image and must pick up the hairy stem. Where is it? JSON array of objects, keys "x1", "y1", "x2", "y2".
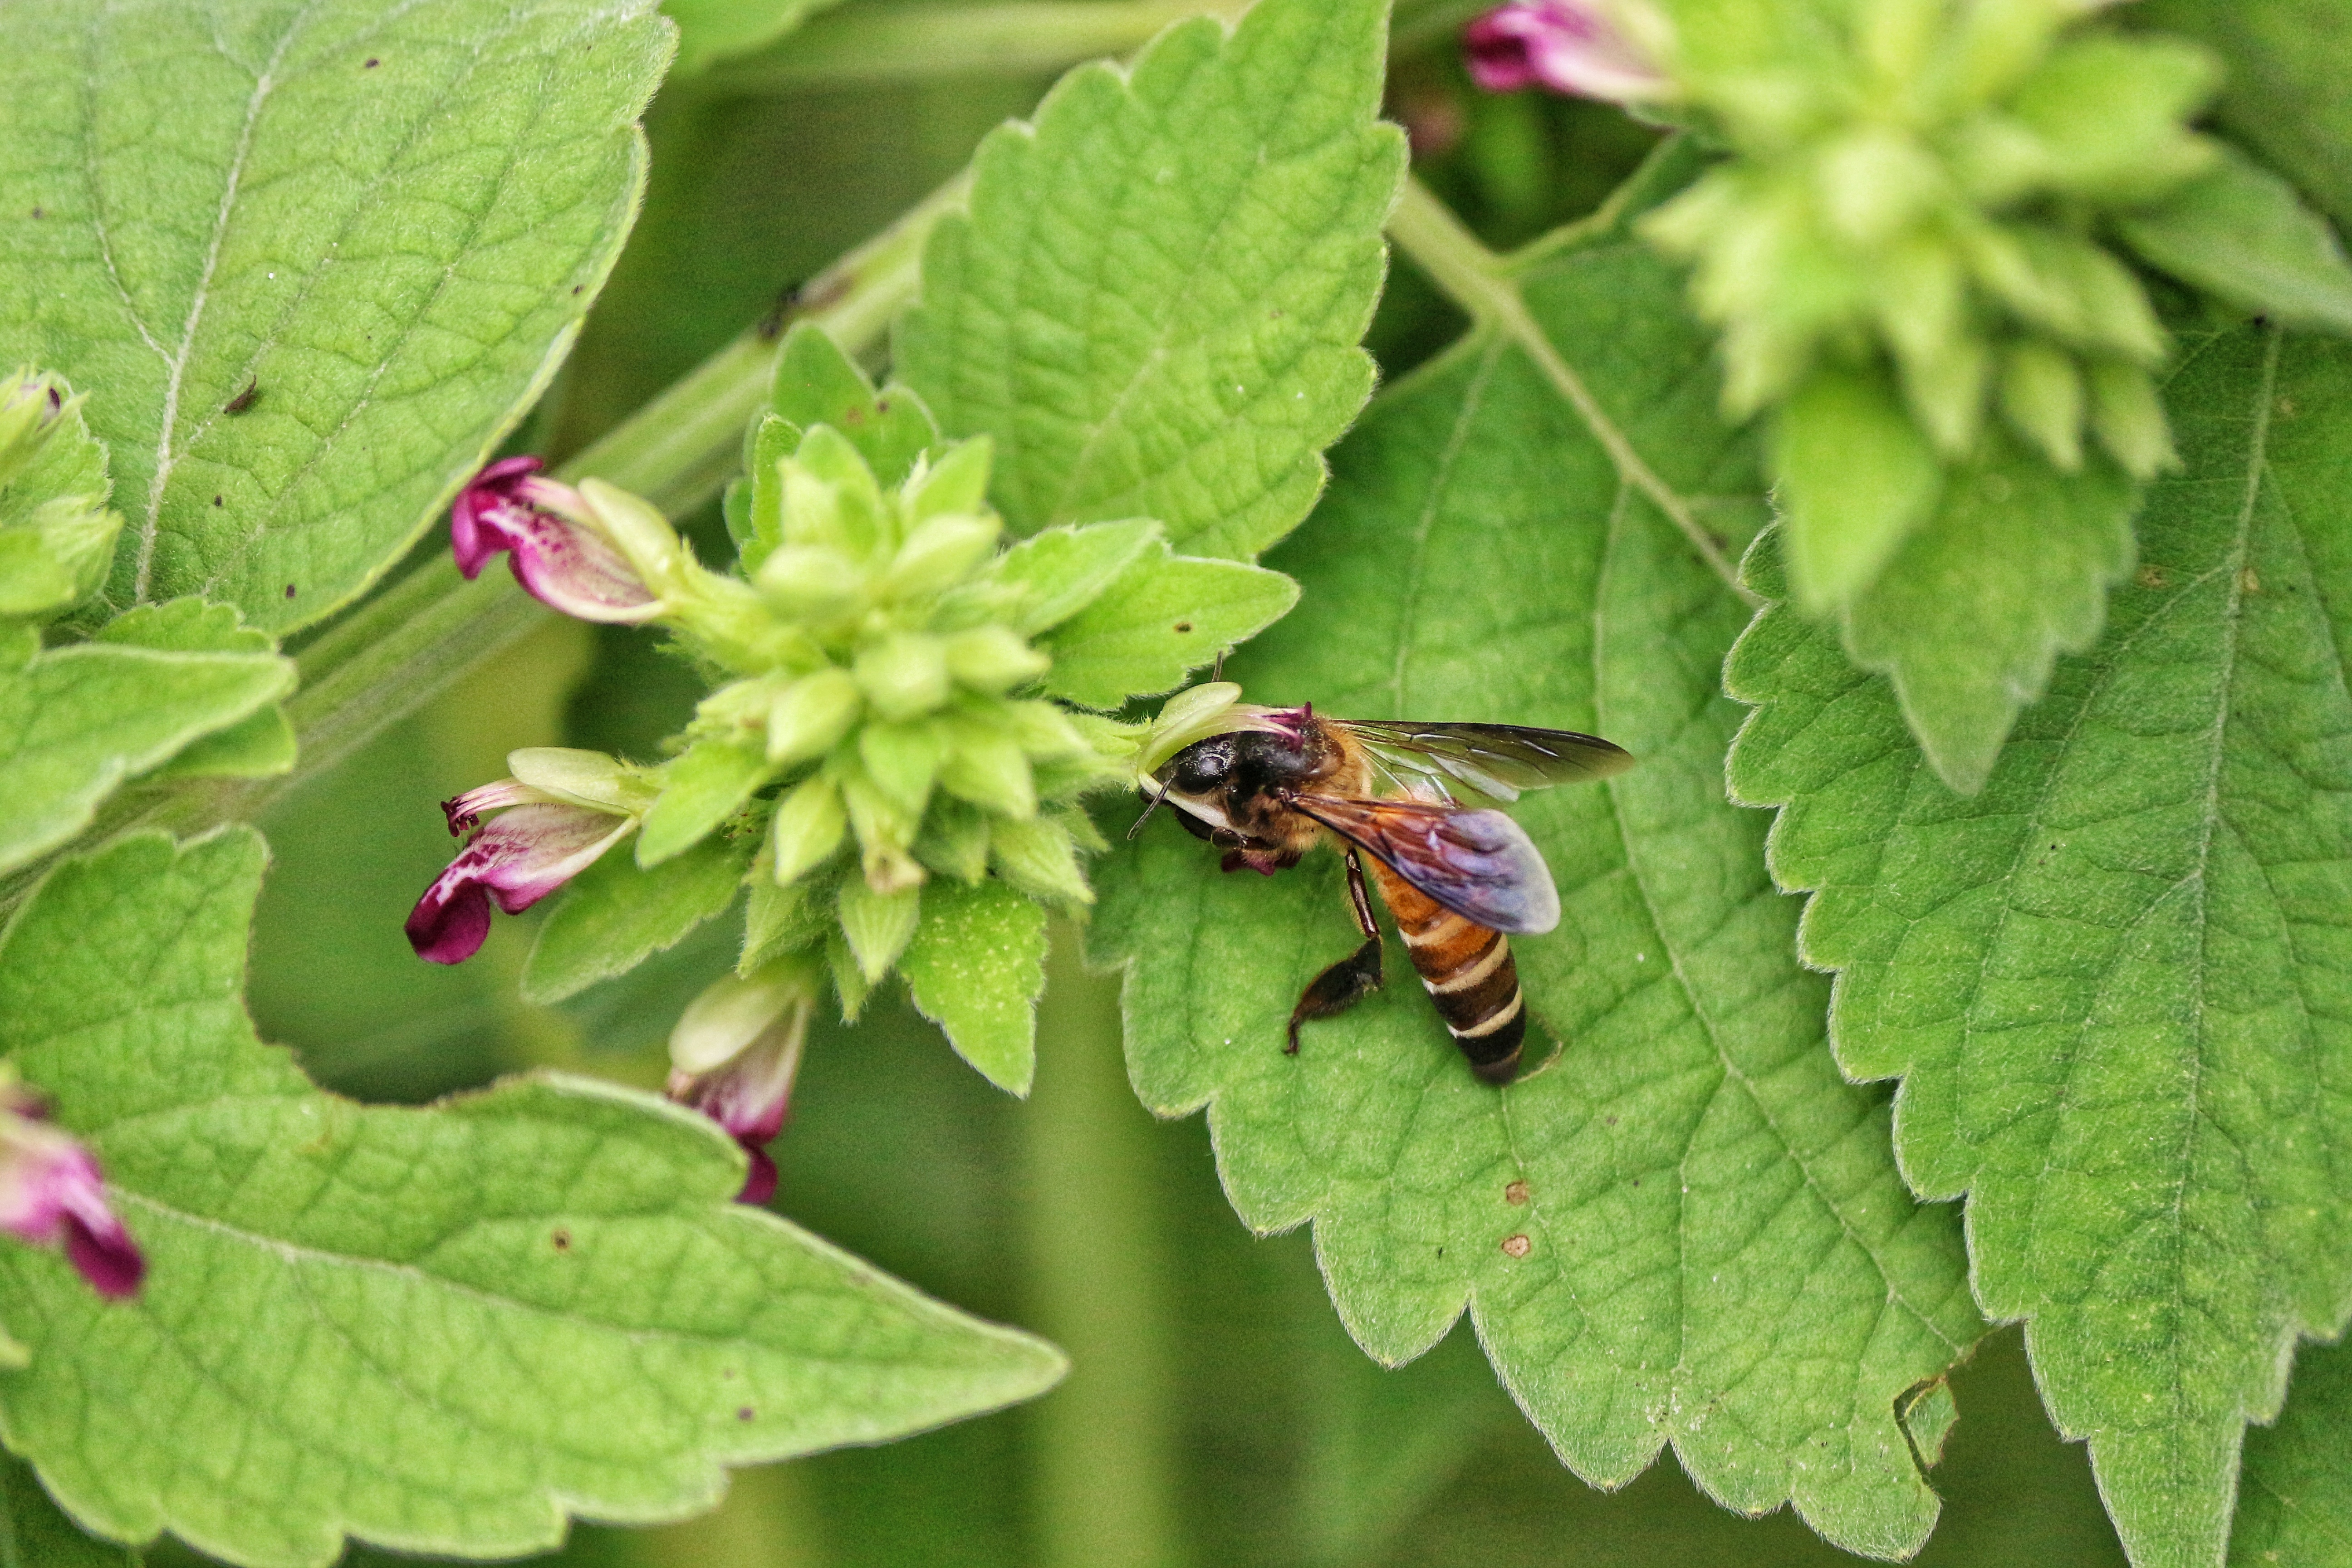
[{"x1": 1384, "y1": 178, "x2": 1754, "y2": 603}]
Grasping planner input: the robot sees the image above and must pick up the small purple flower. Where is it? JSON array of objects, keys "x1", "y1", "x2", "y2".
[
  {"x1": 450, "y1": 456, "x2": 663, "y2": 624},
  {"x1": 1464, "y1": 0, "x2": 1669, "y2": 103},
  {"x1": 666, "y1": 968, "x2": 816, "y2": 1205},
  {"x1": 0, "y1": 1083, "x2": 142, "y2": 1299},
  {"x1": 408, "y1": 800, "x2": 637, "y2": 965}
]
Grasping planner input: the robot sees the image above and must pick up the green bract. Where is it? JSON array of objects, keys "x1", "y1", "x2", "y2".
[{"x1": 528, "y1": 326, "x2": 1294, "y2": 1092}]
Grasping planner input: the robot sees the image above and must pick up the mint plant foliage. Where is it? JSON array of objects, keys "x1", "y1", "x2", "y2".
[
  {"x1": 1091, "y1": 209, "x2": 1984, "y2": 1561},
  {"x1": 0, "y1": 0, "x2": 669, "y2": 632},
  {"x1": 1726, "y1": 323, "x2": 2352, "y2": 1568},
  {"x1": 896, "y1": 0, "x2": 1407, "y2": 562},
  {"x1": 0, "y1": 831, "x2": 1064, "y2": 1567},
  {"x1": 2231, "y1": 1337, "x2": 2352, "y2": 1566}
]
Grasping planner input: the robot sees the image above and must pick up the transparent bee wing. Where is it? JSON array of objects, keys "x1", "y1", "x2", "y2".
[
  {"x1": 1290, "y1": 795, "x2": 1560, "y2": 935},
  {"x1": 1337, "y1": 720, "x2": 1632, "y2": 807}
]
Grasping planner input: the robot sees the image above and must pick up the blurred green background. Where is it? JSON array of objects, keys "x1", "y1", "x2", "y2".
[{"x1": 152, "y1": 7, "x2": 2135, "y2": 1563}]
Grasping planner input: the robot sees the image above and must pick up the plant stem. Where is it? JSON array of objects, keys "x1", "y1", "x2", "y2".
[
  {"x1": 703, "y1": 0, "x2": 1484, "y2": 92},
  {"x1": 1021, "y1": 923, "x2": 1183, "y2": 1568},
  {"x1": 1383, "y1": 177, "x2": 1754, "y2": 604}
]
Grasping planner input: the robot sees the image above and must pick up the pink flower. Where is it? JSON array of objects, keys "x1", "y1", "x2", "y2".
[
  {"x1": 407, "y1": 750, "x2": 646, "y2": 965},
  {"x1": 1463, "y1": 0, "x2": 1669, "y2": 102},
  {"x1": 0, "y1": 1082, "x2": 142, "y2": 1299},
  {"x1": 665, "y1": 967, "x2": 816, "y2": 1205},
  {"x1": 450, "y1": 456, "x2": 664, "y2": 623}
]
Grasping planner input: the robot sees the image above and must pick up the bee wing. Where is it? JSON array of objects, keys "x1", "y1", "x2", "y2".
[
  {"x1": 1335, "y1": 720, "x2": 1633, "y2": 806},
  {"x1": 1291, "y1": 794, "x2": 1560, "y2": 935}
]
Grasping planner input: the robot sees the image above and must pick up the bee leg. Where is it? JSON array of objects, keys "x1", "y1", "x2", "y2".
[{"x1": 1286, "y1": 849, "x2": 1386, "y2": 1054}]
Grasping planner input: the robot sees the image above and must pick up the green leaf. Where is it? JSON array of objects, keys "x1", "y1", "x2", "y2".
[
  {"x1": 523, "y1": 831, "x2": 752, "y2": 1004},
  {"x1": 92, "y1": 598, "x2": 294, "y2": 782},
  {"x1": 1834, "y1": 431, "x2": 2138, "y2": 794},
  {"x1": 1038, "y1": 546, "x2": 1298, "y2": 709},
  {"x1": 2137, "y1": 0, "x2": 2352, "y2": 230},
  {"x1": 2117, "y1": 146, "x2": 2352, "y2": 336},
  {"x1": 0, "y1": 621, "x2": 292, "y2": 875},
  {"x1": 896, "y1": 0, "x2": 1406, "y2": 560},
  {"x1": 0, "y1": 0, "x2": 671, "y2": 632},
  {"x1": 766, "y1": 323, "x2": 938, "y2": 491},
  {"x1": 1725, "y1": 323, "x2": 2352, "y2": 1568},
  {"x1": 900, "y1": 878, "x2": 1047, "y2": 1096},
  {"x1": 0, "y1": 830, "x2": 1064, "y2": 1567},
  {"x1": 2231, "y1": 1338, "x2": 2352, "y2": 1567},
  {"x1": 1091, "y1": 233, "x2": 1982, "y2": 1560},
  {"x1": 662, "y1": 0, "x2": 845, "y2": 75},
  {"x1": 980, "y1": 518, "x2": 1163, "y2": 637},
  {"x1": 640, "y1": 736, "x2": 774, "y2": 867}
]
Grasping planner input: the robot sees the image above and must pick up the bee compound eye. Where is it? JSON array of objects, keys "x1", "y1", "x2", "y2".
[{"x1": 1170, "y1": 737, "x2": 1232, "y2": 793}]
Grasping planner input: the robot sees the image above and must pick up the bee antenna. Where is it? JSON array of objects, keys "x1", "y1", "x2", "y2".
[{"x1": 1127, "y1": 781, "x2": 1172, "y2": 841}]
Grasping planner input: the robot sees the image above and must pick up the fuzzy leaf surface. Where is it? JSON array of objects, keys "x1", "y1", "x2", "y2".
[
  {"x1": 1726, "y1": 324, "x2": 2352, "y2": 1568},
  {"x1": 899, "y1": 878, "x2": 1048, "y2": 1096},
  {"x1": 1091, "y1": 235, "x2": 1983, "y2": 1559},
  {"x1": 0, "y1": 830, "x2": 1065, "y2": 1568},
  {"x1": 895, "y1": 0, "x2": 1405, "y2": 561},
  {"x1": 0, "y1": 1455, "x2": 129, "y2": 1568},
  {"x1": 0, "y1": 622, "x2": 291, "y2": 874},
  {"x1": 0, "y1": 0, "x2": 669, "y2": 632},
  {"x1": 2140, "y1": 0, "x2": 2352, "y2": 230}
]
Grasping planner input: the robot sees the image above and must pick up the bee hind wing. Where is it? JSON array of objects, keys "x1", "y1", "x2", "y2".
[
  {"x1": 1338, "y1": 721, "x2": 1633, "y2": 806},
  {"x1": 1291, "y1": 795, "x2": 1560, "y2": 935}
]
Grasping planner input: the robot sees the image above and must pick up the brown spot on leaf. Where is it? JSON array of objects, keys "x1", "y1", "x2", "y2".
[
  {"x1": 2241, "y1": 566, "x2": 2263, "y2": 594},
  {"x1": 1504, "y1": 1180, "x2": 1529, "y2": 1205},
  {"x1": 1173, "y1": 621, "x2": 1193, "y2": 634},
  {"x1": 2136, "y1": 565, "x2": 2166, "y2": 590},
  {"x1": 213, "y1": 495, "x2": 224, "y2": 507},
  {"x1": 284, "y1": 583, "x2": 297, "y2": 599},
  {"x1": 1501, "y1": 1233, "x2": 1532, "y2": 1259},
  {"x1": 364, "y1": 56, "x2": 379, "y2": 67},
  {"x1": 737, "y1": 1406, "x2": 756, "y2": 1421},
  {"x1": 551, "y1": 1227, "x2": 572, "y2": 1252},
  {"x1": 225, "y1": 378, "x2": 259, "y2": 415}
]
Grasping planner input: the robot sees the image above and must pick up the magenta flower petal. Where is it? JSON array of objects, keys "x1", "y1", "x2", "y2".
[
  {"x1": 446, "y1": 458, "x2": 662, "y2": 623},
  {"x1": 1464, "y1": 0, "x2": 1667, "y2": 102},
  {"x1": 666, "y1": 989, "x2": 810, "y2": 1206},
  {"x1": 739, "y1": 1146, "x2": 779, "y2": 1207},
  {"x1": 407, "y1": 803, "x2": 635, "y2": 965},
  {"x1": 0, "y1": 1110, "x2": 143, "y2": 1299}
]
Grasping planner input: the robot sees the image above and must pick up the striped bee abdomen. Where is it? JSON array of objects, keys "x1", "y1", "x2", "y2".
[{"x1": 1366, "y1": 862, "x2": 1525, "y2": 1083}]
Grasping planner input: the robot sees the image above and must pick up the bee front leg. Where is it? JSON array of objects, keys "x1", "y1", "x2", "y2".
[{"x1": 1286, "y1": 848, "x2": 1386, "y2": 1054}]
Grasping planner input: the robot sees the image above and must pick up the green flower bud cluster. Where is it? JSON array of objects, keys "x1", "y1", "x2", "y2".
[
  {"x1": 1638, "y1": 0, "x2": 2218, "y2": 485},
  {"x1": 0, "y1": 369, "x2": 123, "y2": 622}
]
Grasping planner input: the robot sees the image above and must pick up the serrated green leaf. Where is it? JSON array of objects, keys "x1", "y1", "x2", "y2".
[
  {"x1": 640, "y1": 736, "x2": 774, "y2": 867},
  {"x1": 1771, "y1": 366, "x2": 1945, "y2": 612},
  {"x1": 0, "y1": 377, "x2": 117, "y2": 624},
  {"x1": 1725, "y1": 323, "x2": 2352, "y2": 1568},
  {"x1": 92, "y1": 597, "x2": 294, "y2": 782},
  {"x1": 896, "y1": 0, "x2": 1405, "y2": 560},
  {"x1": 1038, "y1": 546, "x2": 1298, "y2": 709},
  {"x1": 0, "y1": 0, "x2": 670, "y2": 632},
  {"x1": 662, "y1": 0, "x2": 844, "y2": 75},
  {"x1": 980, "y1": 518, "x2": 1163, "y2": 637},
  {"x1": 1836, "y1": 430, "x2": 2138, "y2": 794},
  {"x1": 900, "y1": 879, "x2": 1047, "y2": 1096},
  {"x1": 1091, "y1": 234, "x2": 1982, "y2": 1559},
  {"x1": 0, "y1": 622, "x2": 292, "y2": 874},
  {"x1": 2230, "y1": 1338, "x2": 2352, "y2": 1567},
  {"x1": 2117, "y1": 146, "x2": 2352, "y2": 336},
  {"x1": 0, "y1": 830, "x2": 1063, "y2": 1568},
  {"x1": 524, "y1": 831, "x2": 751, "y2": 1004}
]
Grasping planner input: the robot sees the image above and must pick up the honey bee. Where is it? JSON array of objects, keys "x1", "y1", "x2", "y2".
[{"x1": 1136, "y1": 684, "x2": 1633, "y2": 1083}]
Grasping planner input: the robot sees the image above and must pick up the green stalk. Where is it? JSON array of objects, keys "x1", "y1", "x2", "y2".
[
  {"x1": 1022, "y1": 922, "x2": 1183, "y2": 1568},
  {"x1": 703, "y1": 0, "x2": 1483, "y2": 92}
]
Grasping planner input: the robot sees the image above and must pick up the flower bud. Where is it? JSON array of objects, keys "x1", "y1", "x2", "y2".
[
  {"x1": 939, "y1": 727, "x2": 1037, "y2": 820},
  {"x1": 2087, "y1": 360, "x2": 2176, "y2": 480},
  {"x1": 855, "y1": 632, "x2": 951, "y2": 721},
  {"x1": 904, "y1": 436, "x2": 994, "y2": 522},
  {"x1": 883, "y1": 513, "x2": 1001, "y2": 601},
  {"x1": 769, "y1": 775, "x2": 848, "y2": 886},
  {"x1": 767, "y1": 668, "x2": 863, "y2": 765},
  {"x1": 756, "y1": 544, "x2": 864, "y2": 619},
  {"x1": 577, "y1": 478, "x2": 688, "y2": 593},
  {"x1": 943, "y1": 625, "x2": 1051, "y2": 693},
  {"x1": 860, "y1": 720, "x2": 945, "y2": 816},
  {"x1": 1001, "y1": 698, "x2": 1089, "y2": 760},
  {"x1": 506, "y1": 747, "x2": 652, "y2": 814},
  {"x1": 916, "y1": 799, "x2": 993, "y2": 882},
  {"x1": 990, "y1": 814, "x2": 1093, "y2": 907},
  {"x1": 1998, "y1": 339, "x2": 2085, "y2": 470},
  {"x1": 666, "y1": 958, "x2": 819, "y2": 1205},
  {"x1": 837, "y1": 878, "x2": 921, "y2": 983}
]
